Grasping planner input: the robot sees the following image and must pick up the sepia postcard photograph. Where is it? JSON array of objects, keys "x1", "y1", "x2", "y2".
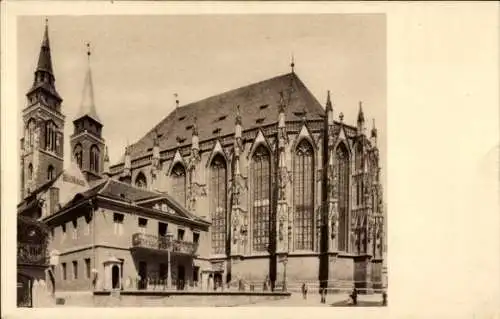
[
  {"x1": 15, "y1": 13, "x2": 387, "y2": 308},
  {"x1": 2, "y1": 2, "x2": 499, "y2": 319}
]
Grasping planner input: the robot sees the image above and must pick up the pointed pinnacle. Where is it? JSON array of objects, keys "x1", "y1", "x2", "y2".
[
  {"x1": 357, "y1": 101, "x2": 365, "y2": 123},
  {"x1": 326, "y1": 90, "x2": 332, "y2": 111}
]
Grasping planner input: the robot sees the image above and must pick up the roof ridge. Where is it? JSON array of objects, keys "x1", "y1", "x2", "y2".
[
  {"x1": 96, "y1": 178, "x2": 112, "y2": 195},
  {"x1": 108, "y1": 178, "x2": 163, "y2": 195},
  {"x1": 176, "y1": 72, "x2": 295, "y2": 111},
  {"x1": 136, "y1": 72, "x2": 297, "y2": 148},
  {"x1": 115, "y1": 71, "x2": 328, "y2": 165}
]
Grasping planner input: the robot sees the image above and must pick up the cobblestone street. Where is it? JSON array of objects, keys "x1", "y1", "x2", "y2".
[{"x1": 243, "y1": 292, "x2": 386, "y2": 307}]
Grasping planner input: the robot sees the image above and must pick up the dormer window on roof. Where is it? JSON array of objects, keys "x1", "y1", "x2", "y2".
[
  {"x1": 294, "y1": 111, "x2": 305, "y2": 117},
  {"x1": 212, "y1": 128, "x2": 221, "y2": 135},
  {"x1": 185, "y1": 125, "x2": 193, "y2": 131},
  {"x1": 177, "y1": 137, "x2": 186, "y2": 144},
  {"x1": 178, "y1": 116, "x2": 186, "y2": 121},
  {"x1": 256, "y1": 118, "x2": 265, "y2": 124},
  {"x1": 259, "y1": 104, "x2": 269, "y2": 110},
  {"x1": 217, "y1": 115, "x2": 227, "y2": 121}
]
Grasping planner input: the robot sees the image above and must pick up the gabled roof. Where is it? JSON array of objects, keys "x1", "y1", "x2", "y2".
[
  {"x1": 117, "y1": 72, "x2": 325, "y2": 164},
  {"x1": 59, "y1": 178, "x2": 205, "y2": 223}
]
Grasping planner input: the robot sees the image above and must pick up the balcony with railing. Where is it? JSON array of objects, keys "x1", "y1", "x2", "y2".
[
  {"x1": 17, "y1": 243, "x2": 49, "y2": 266},
  {"x1": 131, "y1": 233, "x2": 198, "y2": 256}
]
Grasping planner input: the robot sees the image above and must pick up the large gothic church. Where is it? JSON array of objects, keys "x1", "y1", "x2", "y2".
[{"x1": 19, "y1": 22, "x2": 386, "y2": 292}]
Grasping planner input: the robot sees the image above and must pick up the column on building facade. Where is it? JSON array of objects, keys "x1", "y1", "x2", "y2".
[
  {"x1": 230, "y1": 105, "x2": 246, "y2": 256},
  {"x1": 150, "y1": 129, "x2": 161, "y2": 189},
  {"x1": 370, "y1": 119, "x2": 384, "y2": 259},
  {"x1": 187, "y1": 118, "x2": 201, "y2": 213},
  {"x1": 325, "y1": 91, "x2": 339, "y2": 253},
  {"x1": 30, "y1": 123, "x2": 41, "y2": 192},
  {"x1": 122, "y1": 144, "x2": 131, "y2": 181},
  {"x1": 276, "y1": 92, "x2": 290, "y2": 254},
  {"x1": 103, "y1": 146, "x2": 110, "y2": 177}
]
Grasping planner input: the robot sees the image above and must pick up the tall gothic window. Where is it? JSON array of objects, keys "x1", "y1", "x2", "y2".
[
  {"x1": 74, "y1": 144, "x2": 83, "y2": 169},
  {"x1": 45, "y1": 121, "x2": 58, "y2": 153},
  {"x1": 171, "y1": 163, "x2": 187, "y2": 206},
  {"x1": 90, "y1": 145, "x2": 100, "y2": 173},
  {"x1": 210, "y1": 154, "x2": 227, "y2": 255},
  {"x1": 337, "y1": 143, "x2": 350, "y2": 252},
  {"x1": 47, "y1": 165, "x2": 54, "y2": 180},
  {"x1": 293, "y1": 140, "x2": 314, "y2": 251},
  {"x1": 251, "y1": 145, "x2": 271, "y2": 252},
  {"x1": 355, "y1": 143, "x2": 364, "y2": 207},
  {"x1": 135, "y1": 172, "x2": 147, "y2": 189},
  {"x1": 26, "y1": 119, "x2": 36, "y2": 149}
]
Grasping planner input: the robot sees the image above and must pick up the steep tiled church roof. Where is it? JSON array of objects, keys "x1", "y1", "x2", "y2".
[{"x1": 122, "y1": 72, "x2": 325, "y2": 162}]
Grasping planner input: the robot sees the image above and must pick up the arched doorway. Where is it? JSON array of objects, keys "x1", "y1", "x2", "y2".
[
  {"x1": 112, "y1": 265, "x2": 120, "y2": 290},
  {"x1": 17, "y1": 273, "x2": 33, "y2": 307}
]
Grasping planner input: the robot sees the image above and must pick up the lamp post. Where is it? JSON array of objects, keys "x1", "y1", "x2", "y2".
[
  {"x1": 166, "y1": 233, "x2": 173, "y2": 290},
  {"x1": 282, "y1": 257, "x2": 288, "y2": 292}
]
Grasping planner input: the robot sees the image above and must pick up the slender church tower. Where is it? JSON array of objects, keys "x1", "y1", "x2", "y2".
[
  {"x1": 70, "y1": 43, "x2": 106, "y2": 182},
  {"x1": 20, "y1": 20, "x2": 65, "y2": 199}
]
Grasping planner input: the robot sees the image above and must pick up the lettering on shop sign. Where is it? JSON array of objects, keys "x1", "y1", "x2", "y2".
[{"x1": 63, "y1": 173, "x2": 86, "y2": 186}]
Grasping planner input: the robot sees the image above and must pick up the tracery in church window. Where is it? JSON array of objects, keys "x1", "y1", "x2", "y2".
[
  {"x1": 293, "y1": 139, "x2": 314, "y2": 251},
  {"x1": 171, "y1": 163, "x2": 187, "y2": 207},
  {"x1": 45, "y1": 120, "x2": 58, "y2": 153},
  {"x1": 135, "y1": 172, "x2": 147, "y2": 189},
  {"x1": 74, "y1": 144, "x2": 83, "y2": 169},
  {"x1": 26, "y1": 119, "x2": 36, "y2": 149},
  {"x1": 47, "y1": 165, "x2": 54, "y2": 181},
  {"x1": 209, "y1": 154, "x2": 227, "y2": 255},
  {"x1": 251, "y1": 145, "x2": 271, "y2": 252},
  {"x1": 355, "y1": 143, "x2": 364, "y2": 207},
  {"x1": 89, "y1": 145, "x2": 100, "y2": 173},
  {"x1": 336, "y1": 143, "x2": 350, "y2": 252}
]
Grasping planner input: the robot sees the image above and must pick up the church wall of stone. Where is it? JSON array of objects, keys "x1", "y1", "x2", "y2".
[
  {"x1": 230, "y1": 257, "x2": 270, "y2": 284},
  {"x1": 329, "y1": 256, "x2": 355, "y2": 284},
  {"x1": 281, "y1": 255, "x2": 320, "y2": 284}
]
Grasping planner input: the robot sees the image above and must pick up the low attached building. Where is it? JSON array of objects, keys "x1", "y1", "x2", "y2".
[{"x1": 42, "y1": 178, "x2": 210, "y2": 293}]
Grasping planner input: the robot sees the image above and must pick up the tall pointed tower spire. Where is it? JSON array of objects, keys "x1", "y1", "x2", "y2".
[
  {"x1": 37, "y1": 18, "x2": 53, "y2": 75},
  {"x1": 70, "y1": 42, "x2": 106, "y2": 182},
  {"x1": 26, "y1": 18, "x2": 62, "y2": 110},
  {"x1": 77, "y1": 43, "x2": 101, "y2": 123},
  {"x1": 21, "y1": 18, "x2": 65, "y2": 198}
]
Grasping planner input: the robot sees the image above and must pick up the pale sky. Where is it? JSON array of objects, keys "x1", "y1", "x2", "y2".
[{"x1": 18, "y1": 14, "x2": 386, "y2": 193}]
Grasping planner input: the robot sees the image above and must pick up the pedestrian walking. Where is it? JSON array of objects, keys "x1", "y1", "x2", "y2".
[
  {"x1": 301, "y1": 283, "x2": 306, "y2": 299},
  {"x1": 350, "y1": 287, "x2": 358, "y2": 306},
  {"x1": 320, "y1": 286, "x2": 326, "y2": 304}
]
